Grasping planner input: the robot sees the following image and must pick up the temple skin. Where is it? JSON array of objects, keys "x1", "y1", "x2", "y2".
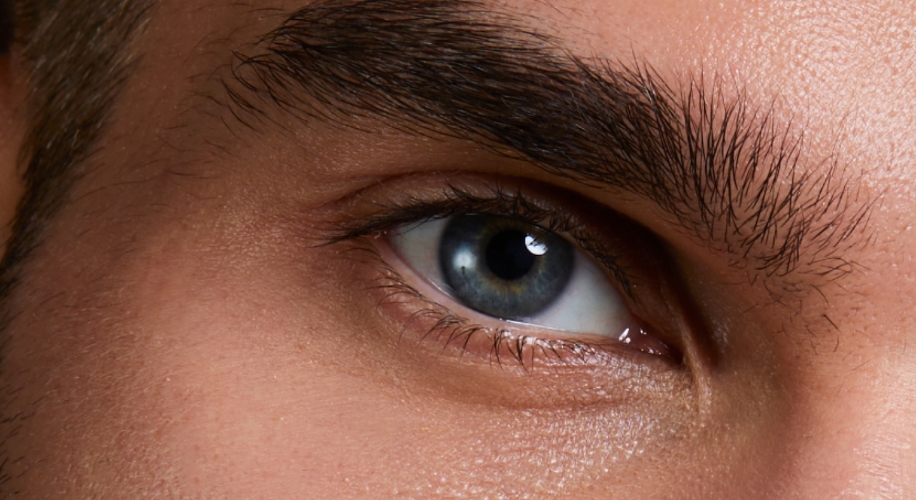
[{"x1": 2, "y1": 0, "x2": 916, "y2": 498}]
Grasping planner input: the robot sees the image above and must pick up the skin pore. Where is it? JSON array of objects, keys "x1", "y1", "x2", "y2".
[{"x1": 2, "y1": 0, "x2": 916, "y2": 498}]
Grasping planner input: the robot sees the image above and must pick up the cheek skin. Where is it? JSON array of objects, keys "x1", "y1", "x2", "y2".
[
  {"x1": 120, "y1": 203, "x2": 696, "y2": 498},
  {"x1": 0, "y1": 166, "x2": 767, "y2": 498},
  {"x1": 0, "y1": 169, "x2": 810, "y2": 497}
]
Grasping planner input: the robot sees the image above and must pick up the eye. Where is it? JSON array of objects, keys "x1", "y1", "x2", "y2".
[{"x1": 388, "y1": 213, "x2": 671, "y2": 357}]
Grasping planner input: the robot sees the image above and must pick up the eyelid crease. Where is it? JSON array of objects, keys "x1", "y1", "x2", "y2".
[{"x1": 323, "y1": 183, "x2": 570, "y2": 240}]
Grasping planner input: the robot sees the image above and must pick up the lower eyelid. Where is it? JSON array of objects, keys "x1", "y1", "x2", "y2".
[
  {"x1": 374, "y1": 229, "x2": 678, "y2": 366},
  {"x1": 315, "y1": 248, "x2": 715, "y2": 430},
  {"x1": 322, "y1": 238, "x2": 693, "y2": 412}
]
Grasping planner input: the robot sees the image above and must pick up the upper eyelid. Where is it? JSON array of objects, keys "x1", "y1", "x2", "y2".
[
  {"x1": 323, "y1": 184, "x2": 570, "y2": 242},
  {"x1": 320, "y1": 182, "x2": 641, "y2": 297}
]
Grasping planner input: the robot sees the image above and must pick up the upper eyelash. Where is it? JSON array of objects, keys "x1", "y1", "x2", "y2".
[
  {"x1": 322, "y1": 184, "x2": 637, "y2": 295},
  {"x1": 324, "y1": 184, "x2": 575, "y2": 241}
]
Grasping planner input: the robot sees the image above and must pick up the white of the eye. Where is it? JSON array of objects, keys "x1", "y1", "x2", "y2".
[
  {"x1": 389, "y1": 218, "x2": 450, "y2": 280},
  {"x1": 521, "y1": 250, "x2": 628, "y2": 335},
  {"x1": 389, "y1": 217, "x2": 630, "y2": 337}
]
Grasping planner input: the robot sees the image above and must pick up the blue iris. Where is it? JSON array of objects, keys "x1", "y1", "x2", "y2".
[{"x1": 438, "y1": 214, "x2": 574, "y2": 320}]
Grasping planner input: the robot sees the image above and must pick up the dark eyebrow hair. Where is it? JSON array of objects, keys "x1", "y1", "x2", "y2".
[{"x1": 219, "y1": 0, "x2": 872, "y2": 289}]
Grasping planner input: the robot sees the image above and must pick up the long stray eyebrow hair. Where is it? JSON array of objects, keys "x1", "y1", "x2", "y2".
[{"x1": 218, "y1": 0, "x2": 872, "y2": 288}]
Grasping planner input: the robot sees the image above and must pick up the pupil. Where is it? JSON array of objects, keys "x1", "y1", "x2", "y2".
[{"x1": 485, "y1": 230, "x2": 538, "y2": 281}]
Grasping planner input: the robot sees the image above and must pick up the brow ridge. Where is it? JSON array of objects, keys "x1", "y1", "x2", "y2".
[{"x1": 219, "y1": 0, "x2": 872, "y2": 288}]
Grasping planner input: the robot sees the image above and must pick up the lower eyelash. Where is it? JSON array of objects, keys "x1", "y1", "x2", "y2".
[{"x1": 347, "y1": 242, "x2": 635, "y2": 370}]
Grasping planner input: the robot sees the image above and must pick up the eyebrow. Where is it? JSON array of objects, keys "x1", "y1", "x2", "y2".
[{"x1": 219, "y1": 0, "x2": 872, "y2": 288}]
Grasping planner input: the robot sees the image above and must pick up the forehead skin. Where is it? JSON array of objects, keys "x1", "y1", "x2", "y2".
[{"x1": 4, "y1": 0, "x2": 916, "y2": 497}]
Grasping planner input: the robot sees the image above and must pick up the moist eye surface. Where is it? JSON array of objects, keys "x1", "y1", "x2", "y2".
[{"x1": 438, "y1": 214, "x2": 574, "y2": 320}]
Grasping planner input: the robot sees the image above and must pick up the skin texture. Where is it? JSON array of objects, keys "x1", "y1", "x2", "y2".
[{"x1": 2, "y1": 0, "x2": 916, "y2": 498}]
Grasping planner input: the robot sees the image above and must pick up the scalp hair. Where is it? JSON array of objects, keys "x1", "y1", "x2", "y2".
[
  {"x1": 0, "y1": 0, "x2": 151, "y2": 492},
  {"x1": 0, "y1": 0, "x2": 151, "y2": 305}
]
